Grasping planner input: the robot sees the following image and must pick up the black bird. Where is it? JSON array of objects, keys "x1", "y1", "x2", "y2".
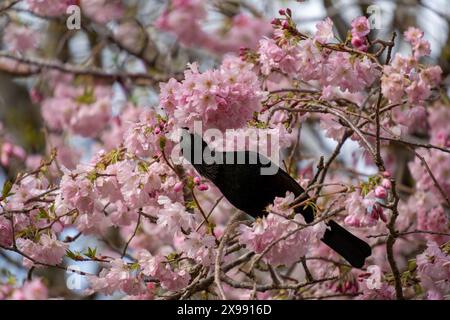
[{"x1": 179, "y1": 128, "x2": 371, "y2": 268}]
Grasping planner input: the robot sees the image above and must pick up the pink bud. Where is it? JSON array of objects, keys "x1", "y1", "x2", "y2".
[
  {"x1": 286, "y1": 8, "x2": 292, "y2": 16},
  {"x1": 2, "y1": 142, "x2": 13, "y2": 155},
  {"x1": 12, "y1": 146, "x2": 26, "y2": 160},
  {"x1": 30, "y1": 88, "x2": 43, "y2": 104},
  {"x1": 278, "y1": 9, "x2": 286, "y2": 16},
  {"x1": 193, "y1": 176, "x2": 201, "y2": 185},
  {"x1": 375, "y1": 186, "x2": 387, "y2": 199},
  {"x1": 344, "y1": 215, "x2": 360, "y2": 227},
  {"x1": 369, "y1": 207, "x2": 379, "y2": 220},
  {"x1": 271, "y1": 18, "x2": 280, "y2": 25},
  {"x1": 173, "y1": 182, "x2": 183, "y2": 192},
  {"x1": 197, "y1": 184, "x2": 209, "y2": 191},
  {"x1": 282, "y1": 20, "x2": 289, "y2": 29},
  {"x1": 154, "y1": 127, "x2": 161, "y2": 134},
  {"x1": 344, "y1": 281, "x2": 352, "y2": 291},
  {"x1": 351, "y1": 36, "x2": 368, "y2": 51},
  {"x1": 379, "y1": 209, "x2": 388, "y2": 223},
  {"x1": 0, "y1": 153, "x2": 9, "y2": 167},
  {"x1": 382, "y1": 171, "x2": 391, "y2": 178},
  {"x1": 381, "y1": 178, "x2": 391, "y2": 190}
]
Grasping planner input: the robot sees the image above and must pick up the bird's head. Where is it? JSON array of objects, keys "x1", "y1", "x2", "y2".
[{"x1": 179, "y1": 127, "x2": 210, "y2": 165}]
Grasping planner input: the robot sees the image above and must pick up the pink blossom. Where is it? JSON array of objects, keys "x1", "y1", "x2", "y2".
[
  {"x1": 116, "y1": 160, "x2": 161, "y2": 209},
  {"x1": 26, "y1": 0, "x2": 75, "y2": 16},
  {"x1": 417, "y1": 205, "x2": 450, "y2": 244},
  {"x1": 374, "y1": 186, "x2": 388, "y2": 199},
  {"x1": 358, "y1": 282, "x2": 395, "y2": 300},
  {"x1": 239, "y1": 192, "x2": 326, "y2": 266},
  {"x1": 351, "y1": 16, "x2": 371, "y2": 37},
  {"x1": 60, "y1": 168, "x2": 96, "y2": 214},
  {"x1": 80, "y1": 0, "x2": 124, "y2": 24},
  {"x1": 409, "y1": 148, "x2": 450, "y2": 203},
  {"x1": 0, "y1": 216, "x2": 13, "y2": 247},
  {"x1": 155, "y1": 0, "x2": 208, "y2": 48},
  {"x1": 314, "y1": 18, "x2": 334, "y2": 44},
  {"x1": 69, "y1": 98, "x2": 111, "y2": 137},
  {"x1": 162, "y1": 56, "x2": 262, "y2": 131},
  {"x1": 381, "y1": 179, "x2": 392, "y2": 190},
  {"x1": 88, "y1": 258, "x2": 146, "y2": 296},
  {"x1": 381, "y1": 72, "x2": 407, "y2": 103},
  {"x1": 345, "y1": 191, "x2": 387, "y2": 227},
  {"x1": 420, "y1": 66, "x2": 442, "y2": 87},
  {"x1": 9, "y1": 279, "x2": 48, "y2": 300},
  {"x1": 206, "y1": 14, "x2": 272, "y2": 54},
  {"x1": 124, "y1": 111, "x2": 166, "y2": 158},
  {"x1": 1, "y1": 142, "x2": 26, "y2": 166},
  {"x1": 17, "y1": 234, "x2": 67, "y2": 268},
  {"x1": 404, "y1": 27, "x2": 424, "y2": 46},
  {"x1": 138, "y1": 250, "x2": 190, "y2": 291},
  {"x1": 416, "y1": 241, "x2": 450, "y2": 299},
  {"x1": 258, "y1": 38, "x2": 299, "y2": 75},
  {"x1": 351, "y1": 35, "x2": 368, "y2": 51},
  {"x1": 197, "y1": 184, "x2": 209, "y2": 191},
  {"x1": 3, "y1": 24, "x2": 38, "y2": 52},
  {"x1": 173, "y1": 182, "x2": 183, "y2": 192},
  {"x1": 156, "y1": 196, "x2": 196, "y2": 235},
  {"x1": 177, "y1": 232, "x2": 216, "y2": 266}
]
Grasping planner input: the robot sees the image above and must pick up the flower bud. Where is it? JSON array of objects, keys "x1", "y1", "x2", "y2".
[
  {"x1": 271, "y1": 18, "x2": 281, "y2": 25},
  {"x1": 381, "y1": 178, "x2": 391, "y2": 190},
  {"x1": 193, "y1": 176, "x2": 201, "y2": 185},
  {"x1": 375, "y1": 186, "x2": 387, "y2": 199},
  {"x1": 173, "y1": 182, "x2": 183, "y2": 192},
  {"x1": 198, "y1": 184, "x2": 209, "y2": 191},
  {"x1": 382, "y1": 171, "x2": 391, "y2": 178}
]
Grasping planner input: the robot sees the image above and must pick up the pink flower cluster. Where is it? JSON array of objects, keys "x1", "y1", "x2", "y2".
[
  {"x1": 138, "y1": 250, "x2": 190, "y2": 291},
  {"x1": 381, "y1": 30, "x2": 441, "y2": 105},
  {"x1": 80, "y1": 0, "x2": 124, "y2": 24},
  {"x1": 156, "y1": 1, "x2": 271, "y2": 53},
  {"x1": 124, "y1": 111, "x2": 168, "y2": 158},
  {"x1": 3, "y1": 24, "x2": 38, "y2": 52},
  {"x1": 160, "y1": 56, "x2": 262, "y2": 131},
  {"x1": 239, "y1": 192, "x2": 326, "y2": 266},
  {"x1": 404, "y1": 27, "x2": 431, "y2": 59},
  {"x1": 1, "y1": 141, "x2": 26, "y2": 167},
  {"x1": 416, "y1": 241, "x2": 450, "y2": 300},
  {"x1": 350, "y1": 16, "x2": 370, "y2": 51},
  {"x1": 0, "y1": 279, "x2": 48, "y2": 300},
  {"x1": 88, "y1": 258, "x2": 147, "y2": 296},
  {"x1": 41, "y1": 76, "x2": 112, "y2": 138},
  {"x1": 258, "y1": 18, "x2": 379, "y2": 93},
  {"x1": 344, "y1": 176, "x2": 391, "y2": 228},
  {"x1": 26, "y1": 0, "x2": 76, "y2": 17},
  {"x1": 17, "y1": 234, "x2": 67, "y2": 268}
]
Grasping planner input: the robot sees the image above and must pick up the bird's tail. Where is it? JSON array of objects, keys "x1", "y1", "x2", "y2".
[{"x1": 321, "y1": 220, "x2": 372, "y2": 268}]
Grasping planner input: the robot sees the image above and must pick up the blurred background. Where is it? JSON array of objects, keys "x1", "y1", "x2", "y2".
[{"x1": 0, "y1": 0, "x2": 449, "y2": 299}]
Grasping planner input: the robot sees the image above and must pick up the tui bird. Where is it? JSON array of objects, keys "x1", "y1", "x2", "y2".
[{"x1": 179, "y1": 128, "x2": 371, "y2": 268}]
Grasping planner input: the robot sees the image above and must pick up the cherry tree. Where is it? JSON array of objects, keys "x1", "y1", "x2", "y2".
[{"x1": 0, "y1": 0, "x2": 448, "y2": 300}]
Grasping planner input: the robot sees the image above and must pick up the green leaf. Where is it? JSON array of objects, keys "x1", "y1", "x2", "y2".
[
  {"x1": 159, "y1": 136, "x2": 166, "y2": 150},
  {"x1": 66, "y1": 249, "x2": 83, "y2": 261},
  {"x1": 407, "y1": 259, "x2": 417, "y2": 272},
  {"x1": 84, "y1": 247, "x2": 97, "y2": 259},
  {"x1": 75, "y1": 87, "x2": 96, "y2": 105},
  {"x1": 185, "y1": 200, "x2": 197, "y2": 210},
  {"x1": 38, "y1": 208, "x2": 49, "y2": 220},
  {"x1": 2, "y1": 180, "x2": 13, "y2": 199}
]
